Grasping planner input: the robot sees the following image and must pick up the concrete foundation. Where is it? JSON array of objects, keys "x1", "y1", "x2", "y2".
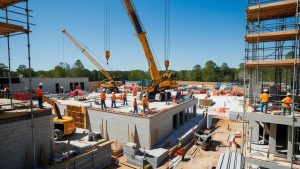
[
  {"x1": 88, "y1": 98, "x2": 198, "y2": 149},
  {"x1": 0, "y1": 108, "x2": 53, "y2": 169}
]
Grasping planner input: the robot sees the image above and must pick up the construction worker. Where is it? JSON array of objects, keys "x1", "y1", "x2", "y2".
[
  {"x1": 176, "y1": 142, "x2": 185, "y2": 161},
  {"x1": 100, "y1": 89, "x2": 107, "y2": 110},
  {"x1": 260, "y1": 89, "x2": 269, "y2": 113},
  {"x1": 282, "y1": 93, "x2": 292, "y2": 115},
  {"x1": 111, "y1": 92, "x2": 117, "y2": 108},
  {"x1": 142, "y1": 94, "x2": 149, "y2": 113},
  {"x1": 133, "y1": 97, "x2": 138, "y2": 114},
  {"x1": 176, "y1": 90, "x2": 181, "y2": 102},
  {"x1": 122, "y1": 91, "x2": 128, "y2": 105},
  {"x1": 3, "y1": 87, "x2": 10, "y2": 99},
  {"x1": 59, "y1": 86, "x2": 64, "y2": 95},
  {"x1": 36, "y1": 83, "x2": 43, "y2": 109}
]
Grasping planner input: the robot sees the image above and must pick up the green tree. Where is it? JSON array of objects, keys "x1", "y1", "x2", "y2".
[
  {"x1": 0, "y1": 63, "x2": 8, "y2": 77},
  {"x1": 202, "y1": 60, "x2": 218, "y2": 82},
  {"x1": 16, "y1": 64, "x2": 35, "y2": 77},
  {"x1": 71, "y1": 60, "x2": 86, "y2": 77},
  {"x1": 191, "y1": 64, "x2": 202, "y2": 81}
]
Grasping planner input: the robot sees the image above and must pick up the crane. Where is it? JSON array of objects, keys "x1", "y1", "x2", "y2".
[
  {"x1": 62, "y1": 29, "x2": 123, "y2": 92},
  {"x1": 121, "y1": 0, "x2": 178, "y2": 101}
]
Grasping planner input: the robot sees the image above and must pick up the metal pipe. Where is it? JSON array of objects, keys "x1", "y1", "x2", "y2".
[
  {"x1": 5, "y1": 8, "x2": 12, "y2": 108},
  {"x1": 25, "y1": 0, "x2": 35, "y2": 167}
]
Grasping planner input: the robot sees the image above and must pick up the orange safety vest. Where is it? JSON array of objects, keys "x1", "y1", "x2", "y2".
[
  {"x1": 122, "y1": 93, "x2": 127, "y2": 99},
  {"x1": 282, "y1": 97, "x2": 292, "y2": 108},
  {"x1": 176, "y1": 148, "x2": 185, "y2": 157},
  {"x1": 142, "y1": 97, "x2": 148, "y2": 106},
  {"x1": 260, "y1": 93, "x2": 269, "y2": 103},
  {"x1": 100, "y1": 92, "x2": 106, "y2": 101},
  {"x1": 111, "y1": 94, "x2": 116, "y2": 101},
  {"x1": 133, "y1": 99, "x2": 137, "y2": 106},
  {"x1": 36, "y1": 87, "x2": 43, "y2": 97}
]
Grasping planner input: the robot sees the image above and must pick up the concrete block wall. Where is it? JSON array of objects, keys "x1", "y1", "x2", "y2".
[
  {"x1": 149, "y1": 99, "x2": 197, "y2": 148},
  {"x1": 88, "y1": 109, "x2": 151, "y2": 149},
  {"x1": 88, "y1": 98, "x2": 198, "y2": 149},
  {"x1": 0, "y1": 114, "x2": 54, "y2": 169}
]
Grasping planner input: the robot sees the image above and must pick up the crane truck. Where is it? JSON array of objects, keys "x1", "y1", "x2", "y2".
[
  {"x1": 122, "y1": 0, "x2": 178, "y2": 101},
  {"x1": 62, "y1": 29, "x2": 123, "y2": 93}
]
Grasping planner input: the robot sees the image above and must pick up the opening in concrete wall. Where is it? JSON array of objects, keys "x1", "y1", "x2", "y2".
[
  {"x1": 179, "y1": 111, "x2": 184, "y2": 125},
  {"x1": 276, "y1": 124, "x2": 288, "y2": 156},
  {"x1": 173, "y1": 114, "x2": 178, "y2": 129}
]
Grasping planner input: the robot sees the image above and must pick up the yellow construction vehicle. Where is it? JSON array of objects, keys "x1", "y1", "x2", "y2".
[
  {"x1": 122, "y1": 0, "x2": 178, "y2": 101},
  {"x1": 62, "y1": 29, "x2": 123, "y2": 93},
  {"x1": 43, "y1": 96, "x2": 76, "y2": 140}
]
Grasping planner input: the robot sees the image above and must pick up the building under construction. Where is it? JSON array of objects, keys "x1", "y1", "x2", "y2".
[{"x1": 244, "y1": 0, "x2": 300, "y2": 168}]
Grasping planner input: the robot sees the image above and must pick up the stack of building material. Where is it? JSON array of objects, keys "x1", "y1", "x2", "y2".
[
  {"x1": 143, "y1": 148, "x2": 168, "y2": 168},
  {"x1": 216, "y1": 151, "x2": 244, "y2": 169},
  {"x1": 50, "y1": 140, "x2": 112, "y2": 169},
  {"x1": 123, "y1": 142, "x2": 140, "y2": 158}
]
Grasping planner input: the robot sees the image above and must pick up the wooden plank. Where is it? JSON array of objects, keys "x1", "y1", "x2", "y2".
[
  {"x1": 0, "y1": 22, "x2": 28, "y2": 35},
  {"x1": 245, "y1": 30, "x2": 300, "y2": 43},
  {"x1": 0, "y1": 0, "x2": 23, "y2": 9},
  {"x1": 246, "y1": 0, "x2": 297, "y2": 21},
  {"x1": 246, "y1": 59, "x2": 300, "y2": 68}
]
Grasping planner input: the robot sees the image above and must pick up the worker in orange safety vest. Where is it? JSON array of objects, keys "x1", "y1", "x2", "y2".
[
  {"x1": 142, "y1": 94, "x2": 149, "y2": 113},
  {"x1": 133, "y1": 97, "x2": 138, "y2": 114},
  {"x1": 100, "y1": 89, "x2": 107, "y2": 110},
  {"x1": 176, "y1": 142, "x2": 185, "y2": 161},
  {"x1": 122, "y1": 91, "x2": 128, "y2": 105},
  {"x1": 282, "y1": 93, "x2": 292, "y2": 115},
  {"x1": 111, "y1": 92, "x2": 117, "y2": 108},
  {"x1": 260, "y1": 89, "x2": 269, "y2": 113},
  {"x1": 36, "y1": 83, "x2": 43, "y2": 109}
]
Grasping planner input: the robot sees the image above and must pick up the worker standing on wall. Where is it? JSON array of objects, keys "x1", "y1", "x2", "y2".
[
  {"x1": 282, "y1": 93, "x2": 292, "y2": 115},
  {"x1": 133, "y1": 97, "x2": 138, "y2": 114},
  {"x1": 142, "y1": 94, "x2": 149, "y2": 113},
  {"x1": 176, "y1": 142, "x2": 185, "y2": 161},
  {"x1": 260, "y1": 89, "x2": 269, "y2": 113},
  {"x1": 100, "y1": 89, "x2": 107, "y2": 110},
  {"x1": 36, "y1": 83, "x2": 43, "y2": 109},
  {"x1": 111, "y1": 92, "x2": 117, "y2": 108},
  {"x1": 122, "y1": 91, "x2": 128, "y2": 105}
]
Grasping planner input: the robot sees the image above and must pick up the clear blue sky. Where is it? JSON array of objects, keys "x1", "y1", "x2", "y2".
[{"x1": 0, "y1": 0, "x2": 246, "y2": 71}]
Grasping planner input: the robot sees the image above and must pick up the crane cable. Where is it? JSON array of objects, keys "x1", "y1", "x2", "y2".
[
  {"x1": 164, "y1": 0, "x2": 170, "y2": 71},
  {"x1": 104, "y1": 0, "x2": 110, "y2": 64}
]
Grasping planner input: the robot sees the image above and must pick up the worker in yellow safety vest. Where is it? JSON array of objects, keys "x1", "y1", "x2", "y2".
[
  {"x1": 260, "y1": 89, "x2": 269, "y2": 113},
  {"x1": 282, "y1": 93, "x2": 292, "y2": 115}
]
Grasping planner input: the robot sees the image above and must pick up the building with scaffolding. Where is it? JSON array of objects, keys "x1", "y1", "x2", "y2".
[
  {"x1": 0, "y1": 1, "x2": 55, "y2": 168},
  {"x1": 244, "y1": 0, "x2": 300, "y2": 168}
]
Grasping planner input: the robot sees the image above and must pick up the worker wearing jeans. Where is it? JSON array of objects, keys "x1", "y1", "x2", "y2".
[
  {"x1": 100, "y1": 90, "x2": 107, "y2": 110},
  {"x1": 282, "y1": 93, "x2": 292, "y2": 115},
  {"x1": 260, "y1": 89, "x2": 269, "y2": 113},
  {"x1": 133, "y1": 97, "x2": 138, "y2": 114},
  {"x1": 111, "y1": 92, "x2": 117, "y2": 108},
  {"x1": 122, "y1": 91, "x2": 128, "y2": 105},
  {"x1": 142, "y1": 94, "x2": 148, "y2": 113}
]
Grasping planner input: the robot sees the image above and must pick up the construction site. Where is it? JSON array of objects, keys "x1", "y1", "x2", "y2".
[{"x1": 1, "y1": 0, "x2": 300, "y2": 169}]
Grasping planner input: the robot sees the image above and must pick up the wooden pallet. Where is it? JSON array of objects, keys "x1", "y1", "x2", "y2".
[{"x1": 66, "y1": 105, "x2": 88, "y2": 129}]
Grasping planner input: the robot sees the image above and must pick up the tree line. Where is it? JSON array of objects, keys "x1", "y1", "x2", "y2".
[{"x1": 0, "y1": 59, "x2": 244, "y2": 82}]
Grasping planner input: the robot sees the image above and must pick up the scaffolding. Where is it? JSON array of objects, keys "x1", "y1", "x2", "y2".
[
  {"x1": 0, "y1": 0, "x2": 36, "y2": 167},
  {"x1": 244, "y1": 0, "x2": 300, "y2": 168}
]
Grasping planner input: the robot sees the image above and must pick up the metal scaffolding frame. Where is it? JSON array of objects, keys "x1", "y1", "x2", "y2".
[
  {"x1": 0, "y1": 0, "x2": 36, "y2": 167},
  {"x1": 244, "y1": 0, "x2": 300, "y2": 168}
]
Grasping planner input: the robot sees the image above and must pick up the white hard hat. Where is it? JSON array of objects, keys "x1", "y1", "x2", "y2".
[
  {"x1": 60, "y1": 86, "x2": 64, "y2": 89},
  {"x1": 287, "y1": 93, "x2": 291, "y2": 96},
  {"x1": 102, "y1": 89, "x2": 106, "y2": 92},
  {"x1": 263, "y1": 89, "x2": 268, "y2": 92},
  {"x1": 112, "y1": 92, "x2": 115, "y2": 94},
  {"x1": 134, "y1": 97, "x2": 137, "y2": 99},
  {"x1": 39, "y1": 83, "x2": 43, "y2": 86},
  {"x1": 143, "y1": 94, "x2": 146, "y2": 97}
]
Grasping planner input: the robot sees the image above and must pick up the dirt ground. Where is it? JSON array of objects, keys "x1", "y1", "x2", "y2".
[
  {"x1": 175, "y1": 119, "x2": 244, "y2": 169},
  {"x1": 105, "y1": 119, "x2": 244, "y2": 169}
]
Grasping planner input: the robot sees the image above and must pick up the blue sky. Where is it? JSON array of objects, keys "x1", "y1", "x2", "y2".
[{"x1": 0, "y1": 0, "x2": 246, "y2": 71}]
